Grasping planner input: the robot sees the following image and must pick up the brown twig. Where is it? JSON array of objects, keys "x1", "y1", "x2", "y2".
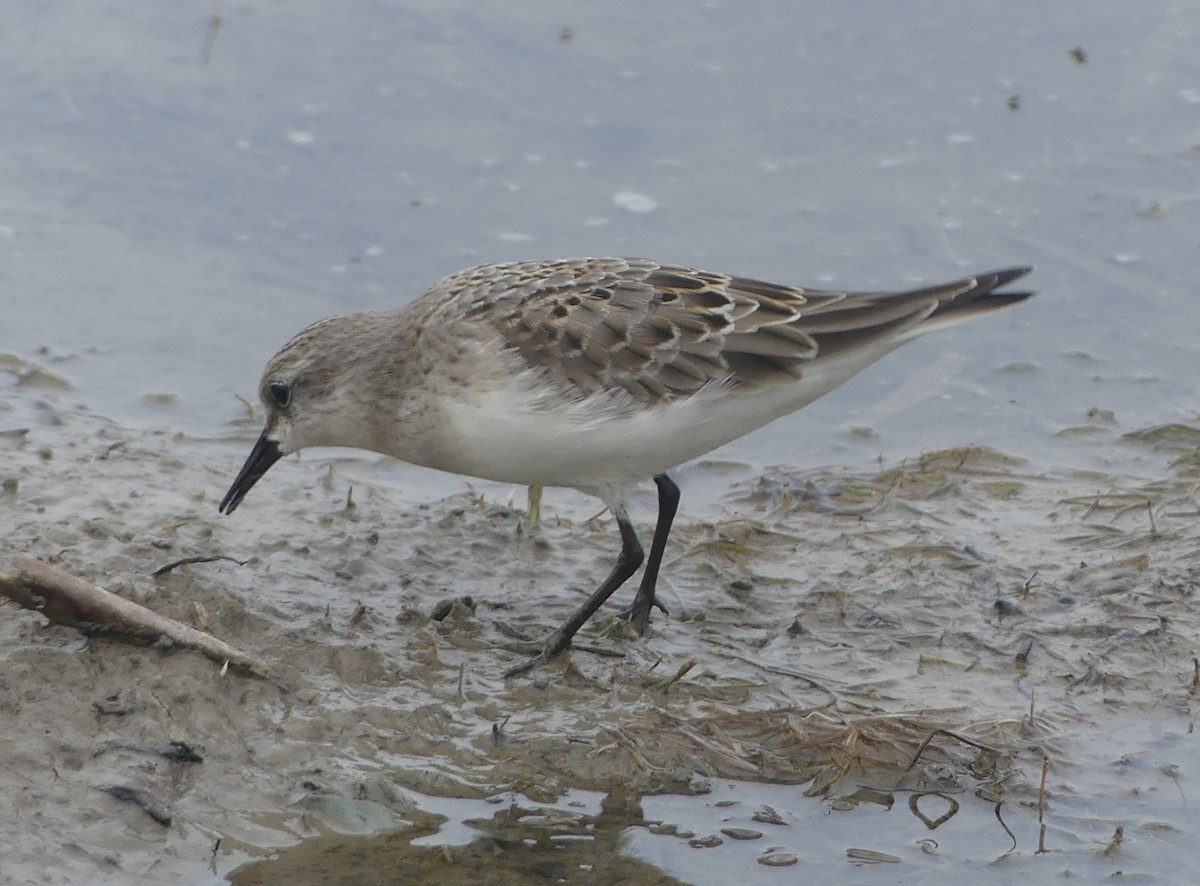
[
  {"x1": 152, "y1": 555, "x2": 247, "y2": 578},
  {"x1": 0, "y1": 556, "x2": 275, "y2": 681}
]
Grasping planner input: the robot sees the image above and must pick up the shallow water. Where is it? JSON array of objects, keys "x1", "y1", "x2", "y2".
[
  {"x1": 4, "y1": 1, "x2": 1198, "y2": 474},
  {"x1": 3, "y1": 2, "x2": 1200, "y2": 884}
]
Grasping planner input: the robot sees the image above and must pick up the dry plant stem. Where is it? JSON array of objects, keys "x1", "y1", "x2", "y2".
[
  {"x1": 1036, "y1": 755, "x2": 1051, "y2": 855},
  {"x1": 993, "y1": 801, "x2": 1017, "y2": 854},
  {"x1": 1021, "y1": 569, "x2": 1039, "y2": 596},
  {"x1": 0, "y1": 556, "x2": 273, "y2": 680},
  {"x1": 650, "y1": 658, "x2": 696, "y2": 691},
  {"x1": 1101, "y1": 824, "x2": 1124, "y2": 856},
  {"x1": 720, "y1": 652, "x2": 845, "y2": 708},
  {"x1": 904, "y1": 728, "x2": 1000, "y2": 772},
  {"x1": 201, "y1": 0, "x2": 222, "y2": 64},
  {"x1": 152, "y1": 555, "x2": 247, "y2": 578},
  {"x1": 908, "y1": 792, "x2": 959, "y2": 829}
]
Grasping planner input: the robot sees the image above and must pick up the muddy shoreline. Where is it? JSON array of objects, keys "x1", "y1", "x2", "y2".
[{"x1": 3, "y1": 370, "x2": 1199, "y2": 883}]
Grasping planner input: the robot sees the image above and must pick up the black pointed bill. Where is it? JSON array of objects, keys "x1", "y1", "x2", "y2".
[{"x1": 220, "y1": 430, "x2": 283, "y2": 515}]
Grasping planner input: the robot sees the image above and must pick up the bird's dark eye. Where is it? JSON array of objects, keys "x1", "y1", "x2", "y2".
[{"x1": 268, "y1": 382, "x2": 291, "y2": 409}]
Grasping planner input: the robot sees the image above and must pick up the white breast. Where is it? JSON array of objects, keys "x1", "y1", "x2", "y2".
[{"x1": 426, "y1": 345, "x2": 885, "y2": 498}]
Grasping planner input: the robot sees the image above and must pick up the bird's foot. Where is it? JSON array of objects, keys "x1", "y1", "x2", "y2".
[
  {"x1": 616, "y1": 590, "x2": 669, "y2": 636},
  {"x1": 502, "y1": 645, "x2": 558, "y2": 678},
  {"x1": 497, "y1": 622, "x2": 624, "y2": 677}
]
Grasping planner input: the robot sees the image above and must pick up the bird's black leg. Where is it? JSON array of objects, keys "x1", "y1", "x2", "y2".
[
  {"x1": 625, "y1": 473, "x2": 680, "y2": 635},
  {"x1": 504, "y1": 509, "x2": 644, "y2": 677}
]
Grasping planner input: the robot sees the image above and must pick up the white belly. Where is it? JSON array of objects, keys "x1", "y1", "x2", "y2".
[{"x1": 427, "y1": 351, "x2": 875, "y2": 497}]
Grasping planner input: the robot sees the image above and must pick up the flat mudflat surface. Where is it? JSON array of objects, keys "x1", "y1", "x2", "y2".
[{"x1": 3, "y1": 376, "x2": 1199, "y2": 883}]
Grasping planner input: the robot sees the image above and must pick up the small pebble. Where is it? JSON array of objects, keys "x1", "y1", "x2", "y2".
[
  {"x1": 648, "y1": 823, "x2": 677, "y2": 835},
  {"x1": 721, "y1": 827, "x2": 763, "y2": 840},
  {"x1": 846, "y1": 848, "x2": 901, "y2": 864},
  {"x1": 688, "y1": 835, "x2": 723, "y2": 848},
  {"x1": 993, "y1": 599, "x2": 1022, "y2": 617},
  {"x1": 758, "y1": 853, "x2": 799, "y2": 867},
  {"x1": 430, "y1": 595, "x2": 476, "y2": 620},
  {"x1": 752, "y1": 808, "x2": 787, "y2": 826},
  {"x1": 143, "y1": 392, "x2": 182, "y2": 407},
  {"x1": 102, "y1": 786, "x2": 171, "y2": 826},
  {"x1": 727, "y1": 579, "x2": 753, "y2": 599}
]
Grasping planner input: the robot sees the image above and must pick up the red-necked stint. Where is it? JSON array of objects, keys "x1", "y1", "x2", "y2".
[{"x1": 220, "y1": 257, "x2": 1034, "y2": 675}]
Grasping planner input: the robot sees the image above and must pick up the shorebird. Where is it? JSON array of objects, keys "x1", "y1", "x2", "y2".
[{"x1": 220, "y1": 258, "x2": 1033, "y2": 675}]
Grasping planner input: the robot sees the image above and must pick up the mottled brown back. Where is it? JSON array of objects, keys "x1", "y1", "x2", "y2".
[{"x1": 435, "y1": 258, "x2": 1031, "y2": 404}]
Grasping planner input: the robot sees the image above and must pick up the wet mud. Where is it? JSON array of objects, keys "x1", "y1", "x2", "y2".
[{"x1": 3, "y1": 359, "x2": 1199, "y2": 883}]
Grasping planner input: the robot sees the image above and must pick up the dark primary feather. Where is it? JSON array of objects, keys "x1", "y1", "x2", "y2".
[{"x1": 444, "y1": 258, "x2": 1032, "y2": 404}]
